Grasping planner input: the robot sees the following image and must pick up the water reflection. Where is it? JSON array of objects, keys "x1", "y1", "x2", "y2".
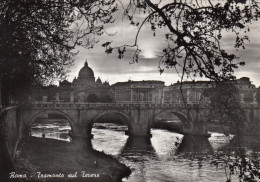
[
  {"x1": 92, "y1": 126, "x2": 128, "y2": 156},
  {"x1": 29, "y1": 121, "x2": 260, "y2": 182},
  {"x1": 119, "y1": 137, "x2": 157, "y2": 162},
  {"x1": 176, "y1": 135, "x2": 213, "y2": 155},
  {"x1": 219, "y1": 135, "x2": 260, "y2": 154},
  {"x1": 208, "y1": 132, "x2": 233, "y2": 151}
]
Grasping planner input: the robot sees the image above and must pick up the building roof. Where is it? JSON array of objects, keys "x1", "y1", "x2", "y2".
[
  {"x1": 171, "y1": 77, "x2": 255, "y2": 87},
  {"x1": 112, "y1": 80, "x2": 165, "y2": 87},
  {"x1": 172, "y1": 80, "x2": 212, "y2": 86}
]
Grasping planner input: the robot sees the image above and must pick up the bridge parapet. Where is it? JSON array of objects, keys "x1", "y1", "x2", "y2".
[
  {"x1": 21, "y1": 102, "x2": 260, "y2": 115},
  {"x1": 23, "y1": 102, "x2": 216, "y2": 110},
  {"x1": 23, "y1": 102, "x2": 75, "y2": 109},
  {"x1": 24, "y1": 102, "x2": 136, "y2": 110}
]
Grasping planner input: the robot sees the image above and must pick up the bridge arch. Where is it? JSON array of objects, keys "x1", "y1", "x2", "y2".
[
  {"x1": 154, "y1": 109, "x2": 190, "y2": 134},
  {"x1": 155, "y1": 109, "x2": 189, "y2": 123},
  {"x1": 89, "y1": 110, "x2": 133, "y2": 134},
  {"x1": 28, "y1": 110, "x2": 75, "y2": 132}
]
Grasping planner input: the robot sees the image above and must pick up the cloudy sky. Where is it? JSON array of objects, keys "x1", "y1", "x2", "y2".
[{"x1": 67, "y1": 2, "x2": 260, "y2": 87}]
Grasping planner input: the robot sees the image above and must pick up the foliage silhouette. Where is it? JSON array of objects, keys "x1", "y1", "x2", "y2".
[
  {"x1": 0, "y1": 0, "x2": 117, "y2": 105},
  {"x1": 103, "y1": 0, "x2": 260, "y2": 82}
]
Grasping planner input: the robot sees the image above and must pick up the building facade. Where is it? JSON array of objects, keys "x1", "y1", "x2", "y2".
[
  {"x1": 163, "y1": 81, "x2": 213, "y2": 104},
  {"x1": 235, "y1": 77, "x2": 258, "y2": 104},
  {"x1": 31, "y1": 60, "x2": 112, "y2": 103},
  {"x1": 112, "y1": 80, "x2": 164, "y2": 103},
  {"x1": 163, "y1": 77, "x2": 258, "y2": 104},
  {"x1": 29, "y1": 60, "x2": 258, "y2": 105}
]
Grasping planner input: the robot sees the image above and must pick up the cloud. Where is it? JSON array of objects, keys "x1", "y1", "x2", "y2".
[{"x1": 67, "y1": 5, "x2": 260, "y2": 87}]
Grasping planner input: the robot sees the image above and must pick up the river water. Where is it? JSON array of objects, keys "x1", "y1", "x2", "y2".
[{"x1": 30, "y1": 120, "x2": 256, "y2": 182}]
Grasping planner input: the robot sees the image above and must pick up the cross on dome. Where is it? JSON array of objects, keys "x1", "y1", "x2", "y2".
[{"x1": 84, "y1": 59, "x2": 88, "y2": 67}]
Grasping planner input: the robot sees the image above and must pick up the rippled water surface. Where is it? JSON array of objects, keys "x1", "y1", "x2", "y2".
[
  {"x1": 31, "y1": 120, "x2": 256, "y2": 182},
  {"x1": 31, "y1": 119, "x2": 71, "y2": 142},
  {"x1": 91, "y1": 125, "x2": 234, "y2": 182}
]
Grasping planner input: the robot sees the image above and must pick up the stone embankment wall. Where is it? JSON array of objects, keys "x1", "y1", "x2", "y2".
[
  {"x1": 0, "y1": 106, "x2": 23, "y2": 181},
  {"x1": 0, "y1": 107, "x2": 22, "y2": 159}
]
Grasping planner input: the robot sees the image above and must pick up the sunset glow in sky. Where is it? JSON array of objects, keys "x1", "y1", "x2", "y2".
[{"x1": 67, "y1": 3, "x2": 260, "y2": 87}]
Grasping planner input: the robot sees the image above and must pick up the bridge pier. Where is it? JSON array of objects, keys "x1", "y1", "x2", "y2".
[
  {"x1": 125, "y1": 124, "x2": 152, "y2": 138},
  {"x1": 182, "y1": 107, "x2": 210, "y2": 137},
  {"x1": 127, "y1": 107, "x2": 153, "y2": 138},
  {"x1": 182, "y1": 112, "x2": 210, "y2": 137},
  {"x1": 176, "y1": 135, "x2": 213, "y2": 154},
  {"x1": 69, "y1": 123, "x2": 93, "y2": 140}
]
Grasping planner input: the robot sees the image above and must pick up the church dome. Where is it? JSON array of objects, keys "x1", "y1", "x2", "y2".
[
  {"x1": 96, "y1": 77, "x2": 102, "y2": 84},
  {"x1": 78, "y1": 61, "x2": 94, "y2": 78}
]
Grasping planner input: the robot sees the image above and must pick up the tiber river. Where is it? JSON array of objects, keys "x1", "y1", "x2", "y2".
[{"x1": 30, "y1": 119, "x2": 258, "y2": 182}]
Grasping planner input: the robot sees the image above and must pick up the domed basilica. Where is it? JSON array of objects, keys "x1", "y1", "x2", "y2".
[
  {"x1": 73, "y1": 61, "x2": 95, "y2": 87},
  {"x1": 59, "y1": 60, "x2": 111, "y2": 102}
]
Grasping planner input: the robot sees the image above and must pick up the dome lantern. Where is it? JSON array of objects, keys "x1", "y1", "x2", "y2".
[{"x1": 84, "y1": 59, "x2": 88, "y2": 67}]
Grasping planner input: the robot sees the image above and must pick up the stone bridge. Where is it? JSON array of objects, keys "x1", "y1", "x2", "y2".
[{"x1": 21, "y1": 102, "x2": 260, "y2": 139}]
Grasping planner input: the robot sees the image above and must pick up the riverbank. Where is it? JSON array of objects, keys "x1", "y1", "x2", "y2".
[{"x1": 14, "y1": 137, "x2": 131, "y2": 182}]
